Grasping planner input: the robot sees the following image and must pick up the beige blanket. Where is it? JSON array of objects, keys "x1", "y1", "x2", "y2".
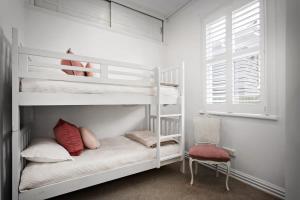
[{"x1": 125, "y1": 130, "x2": 177, "y2": 148}]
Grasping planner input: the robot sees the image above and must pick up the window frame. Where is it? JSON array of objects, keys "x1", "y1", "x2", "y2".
[{"x1": 202, "y1": 0, "x2": 267, "y2": 115}]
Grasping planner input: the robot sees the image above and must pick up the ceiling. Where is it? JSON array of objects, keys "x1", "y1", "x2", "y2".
[{"x1": 113, "y1": 0, "x2": 192, "y2": 20}]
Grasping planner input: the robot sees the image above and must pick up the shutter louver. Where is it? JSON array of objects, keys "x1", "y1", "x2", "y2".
[
  {"x1": 232, "y1": 0, "x2": 261, "y2": 104},
  {"x1": 233, "y1": 54, "x2": 261, "y2": 103},
  {"x1": 207, "y1": 61, "x2": 227, "y2": 104},
  {"x1": 206, "y1": 17, "x2": 227, "y2": 61},
  {"x1": 206, "y1": 17, "x2": 227, "y2": 104}
]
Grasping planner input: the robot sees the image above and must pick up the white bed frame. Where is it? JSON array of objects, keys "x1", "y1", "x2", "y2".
[{"x1": 11, "y1": 28, "x2": 186, "y2": 200}]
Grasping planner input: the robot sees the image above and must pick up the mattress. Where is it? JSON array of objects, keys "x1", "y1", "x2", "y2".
[
  {"x1": 20, "y1": 79, "x2": 179, "y2": 97},
  {"x1": 19, "y1": 136, "x2": 179, "y2": 191}
]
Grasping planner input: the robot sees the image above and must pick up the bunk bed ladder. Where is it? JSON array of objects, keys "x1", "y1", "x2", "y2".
[{"x1": 156, "y1": 63, "x2": 185, "y2": 173}]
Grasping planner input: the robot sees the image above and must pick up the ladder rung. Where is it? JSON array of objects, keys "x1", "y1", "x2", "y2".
[
  {"x1": 160, "y1": 154, "x2": 182, "y2": 162},
  {"x1": 160, "y1": 82, "x2": 179, "y2": 87},
  {"x1": 160, "y1": 114, "x2": 182, "y2": 118},
  {"x1": 160, "y1": 134, "x2": 181, "y2": 140}
]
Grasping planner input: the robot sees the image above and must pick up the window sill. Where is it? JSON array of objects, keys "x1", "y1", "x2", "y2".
[{"x1": 199, "y1": 111, "x2": 278, "y2": 121}]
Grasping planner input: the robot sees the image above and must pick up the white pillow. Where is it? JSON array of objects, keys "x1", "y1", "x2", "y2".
[{"x1": 21, "y1": 138, "x2": 74, "y2": 163}]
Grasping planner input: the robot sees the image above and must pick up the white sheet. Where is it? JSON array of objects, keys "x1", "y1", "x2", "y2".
[
  {"x1": 19, "y1": 136, "x2": 179, "y2": 191},
  {"x1": 20, "y1": 79, "x2": 178, "y2": 97}
]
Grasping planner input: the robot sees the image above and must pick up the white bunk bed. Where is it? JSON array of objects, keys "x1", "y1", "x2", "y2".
[{"x1": 11, "y1": 28, "x2": 185, "y2": 200}]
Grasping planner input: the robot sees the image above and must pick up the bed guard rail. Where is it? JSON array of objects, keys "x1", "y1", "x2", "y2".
[{"x1": 17, "y1": 46, "x2": 156, "y2": 88}]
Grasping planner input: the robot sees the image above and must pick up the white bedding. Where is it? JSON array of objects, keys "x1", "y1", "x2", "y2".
[
  {"x1": 19, "y1": 136, "x2": 179, "y2": 191},
  {"x1": 20, "y1": 79, "x2": 178, "y2": 97}
]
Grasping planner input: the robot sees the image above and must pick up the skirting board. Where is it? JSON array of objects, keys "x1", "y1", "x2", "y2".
[{"x1": 184, "y1": 152, "x2": 285, "y2": 199}]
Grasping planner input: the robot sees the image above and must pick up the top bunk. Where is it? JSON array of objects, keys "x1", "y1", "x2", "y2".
[{"x1": 12, "y1": 29, "x2": 184, "y2": 106}]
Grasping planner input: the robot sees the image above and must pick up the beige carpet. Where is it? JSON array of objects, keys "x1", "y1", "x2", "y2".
[{"x1": 51, "y1": 161, "x2": 279, "y2": 200}]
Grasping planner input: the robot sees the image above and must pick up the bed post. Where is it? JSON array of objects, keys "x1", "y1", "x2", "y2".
[
  {"x1": 155, "y1": 67, "x2": 161, "y2": 168},
  {"x1": 12, "y1": 28, "x2": 20, "y2": 200},
  {"x1": 180, "y1": 62, "x2": 186, "y2": 174},
  {"x1": 145, "y1": 105, "x2": 150, "y2": 130}
]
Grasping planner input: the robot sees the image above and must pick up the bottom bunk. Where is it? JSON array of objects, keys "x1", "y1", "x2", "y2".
[{"x1": 19, "y1": 135, "x2": 181, "y2": 200}]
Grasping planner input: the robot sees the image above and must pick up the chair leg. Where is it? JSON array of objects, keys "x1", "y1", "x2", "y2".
[
  {"x1": 194, "y1": 161, "x2": 198, "y2": 175},
  {"x1": 180, "y1": 157, "x2": 186, "y2": 174},
  {"x1": 225, "y1": 162, "x2": 231, "y2": 191},
  {"x1": 189, "y1": 158, "x2": 194, "y2": 185},
  {"x1": 215, "y1": 164, "x2": 219, "y2": 177}
]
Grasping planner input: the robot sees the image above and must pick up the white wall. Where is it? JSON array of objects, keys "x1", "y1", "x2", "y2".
[
  {"x1": 24, "y1": 7, "x2": 164, "y2": 67},
  {"x1": 164, "y1": 0, "x2": 286, "y2": 190},
  {"x1": 285, "y1": 0, "x2": 300, "y2": 199},
  {"x1": 32, "y1": 106, "x2": 146, "y2": 139},
  {"x1": 0, "y1": 1, "x2": 25, "y2": 200},
  {"x1": 24, "y1": 6, "x2": 165, "y2": 139},
  {"x1": 0, "y1": 0, "x2": 25, "y2": 43}
]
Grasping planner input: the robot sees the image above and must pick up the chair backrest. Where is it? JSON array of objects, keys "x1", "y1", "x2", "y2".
[{"x1": 193, "y1": 116, "x2": 221, "y2": 145}]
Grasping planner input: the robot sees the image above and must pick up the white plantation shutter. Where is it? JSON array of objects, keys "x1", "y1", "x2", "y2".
[
  {"x1": 232, "y1": 54, "x2": 261, "y2": 103},
  {"x1": 206, "y1": 61, "x2": 227, "y2": 104},
  {"x1": 206, "y1": 17, "x2": 227, "y2": 104},
  {"x1": 232, "y1": 0, "x2": 262, "y2": 104},
  {"x1": 206, "y1": 17, "x2": 227, "y2": 60},
  {"x1": 205, "y1": 0, "x2": 265, "y2": 112}
]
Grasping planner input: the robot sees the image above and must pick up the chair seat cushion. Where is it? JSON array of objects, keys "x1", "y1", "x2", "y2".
[{"x1": 189, "y1": 144, "x2": 230, "y2": 162}]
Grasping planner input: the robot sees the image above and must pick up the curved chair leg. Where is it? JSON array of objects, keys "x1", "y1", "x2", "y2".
[
  {"x1": 189, "y1": 158, "x2": 194, "y2": 185},
  {"x1": 225, "y1": 162, "x2": 231, "y2": 191},
  {"x1": 215, "y1": 164, "x2": 219, "y2": 177}
]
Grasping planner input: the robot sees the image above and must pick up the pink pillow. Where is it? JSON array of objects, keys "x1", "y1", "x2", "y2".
[
  {"x1": 53, "y1": 119, "x2": 84, "y2": 156},
  {"x1": 61, "y1": 49, "x2": 73, "y2": 75},
  {"x1": 71, "y1": 60, "x2": 85, "y2": 76},
  {"x1": 85, "y1": 63, "x2": 94, "y2": 77},
  {"x1": 80, "y1": 127, "x2": 100, "y2": 149},
  {"x1": 61, "y1": 49, "x2": 85, "y2": 76}
]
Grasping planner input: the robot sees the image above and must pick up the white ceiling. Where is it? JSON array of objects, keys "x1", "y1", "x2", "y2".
[{"x1": 113, "y1": 0, "x2": 192, "y2": 19}]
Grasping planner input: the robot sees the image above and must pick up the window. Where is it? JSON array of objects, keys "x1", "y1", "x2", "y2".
[{"x1": 204, "y1": 0, "x2": 265, "y2": 114}]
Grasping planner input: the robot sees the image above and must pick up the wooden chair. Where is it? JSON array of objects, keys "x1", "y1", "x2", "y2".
[{"x1": 189, "y1": 116, "x2": 231, "y2": 191}]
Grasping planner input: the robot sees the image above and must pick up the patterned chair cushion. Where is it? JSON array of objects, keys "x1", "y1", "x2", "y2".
[{"x1": 189, "y1": 144, "x2": 230, "y2": 162}]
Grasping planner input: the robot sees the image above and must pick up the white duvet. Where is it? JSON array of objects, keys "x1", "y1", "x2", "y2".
[
  {"x1": 19, "y1": 136, "x2": 179, "y2": 191},
  {"x1": 20, "y1": 79, "x2": 178, "y2": 97}
]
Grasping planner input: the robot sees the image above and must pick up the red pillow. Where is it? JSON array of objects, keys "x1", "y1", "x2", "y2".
[
  {"x1": 53, "y1": 119, "x2": 84, "y2": 156},
  {"x1": 61, "y1": 49, "x2": 85, "y2": 76}
]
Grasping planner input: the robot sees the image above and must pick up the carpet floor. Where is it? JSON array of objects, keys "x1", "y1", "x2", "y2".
[{"x1": 51, "y1": 161, "x2": 279, "y2": 200}]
